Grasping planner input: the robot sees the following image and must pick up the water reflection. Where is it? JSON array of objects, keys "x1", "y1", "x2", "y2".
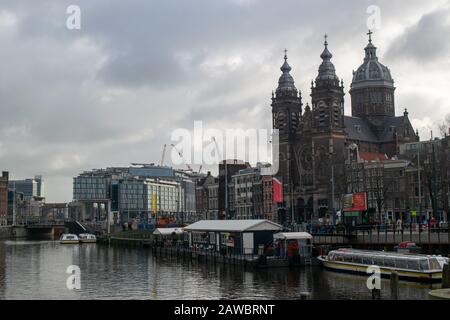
[{"x1": 0, "y1": 241, "x2": 434, "y2": 300}]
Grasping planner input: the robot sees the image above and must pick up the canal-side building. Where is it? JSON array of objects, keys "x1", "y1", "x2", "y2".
[
  {"x1": 232, "y1": 167, "x2": 265, "y2": 220},
  {"x1": 207, "y1": 180, "x2": 219, "y2": 220},
  {"x1": 42, "y1": 203, "x2": 69, "y2": 221},
  {"x1": 0, "y1": 171, "x2": 8, "y2": 226},
  {"x1": 119, "y1": 176, "x2": 181, "y2": 223},
  {"x1": 218, "y1": 160, "x2": 250, "y2": 219},
  {"x1": 7, "y1": 189, "x2": 24, "y2": 225},
  {"x1": 195, "y1": 172, "x2": 219, "y2": 220},
  {"x1": 184, "y1": 219, "x2": 282, "y2": 254},
  {"x1": 262, "y1": 175, "x2": 276, "y2": 222},
  {"x1": 345, "y1": 149, "x2": 410, "y2": 223},
  {"x1": 400, "y1": 136, "x2": 450, "y2": 222},
  {"x1": 9, "y1": 195, "x2": 45, "y2": 224},
  {"x1": 73, "y1": 164, "x2": 197, "y2": 226},
  {"x1": 228, "y1": 163, "x2": 276, "y2": 221}
]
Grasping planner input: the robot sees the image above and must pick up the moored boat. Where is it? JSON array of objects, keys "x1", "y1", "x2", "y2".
[
  {"x1": 60, "y1": 234, "x2": 79, "y2": 244},
  {"x1": 318, "y1": 248, "x2": 446, "y2": 283},
  {"x1": 394, "y1": 241, "x2": 421, "y2": 254},
  {"x1": 78, "y1": 233, "x2": 97, "y2": 243}
]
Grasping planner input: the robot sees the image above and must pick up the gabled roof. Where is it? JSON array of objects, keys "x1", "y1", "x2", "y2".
[
  {"x1": 184, "y1": 220, "x2": 282, "y2": 232},
  {"x1": 344, "y1": 116, "x2": 378, "y2": 142},
  {"x1": 359, "y1": 151, "x2": 388, "y2": 162},
  {"x1": 378, "y1": 116, "x2": 404, "y2": 142}
]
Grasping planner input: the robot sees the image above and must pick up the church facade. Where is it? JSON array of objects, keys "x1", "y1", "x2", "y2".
[{"x1": 271, "y1": 32, "x2": 419, "y2": 223}]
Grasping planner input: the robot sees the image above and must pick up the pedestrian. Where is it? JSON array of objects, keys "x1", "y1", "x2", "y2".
[
  {"x1": 430, "y1": 216, "x2": 436, "y2": 230},
  {"x1": 396, "y1": 218, "x2": 403, "y2": 234}
]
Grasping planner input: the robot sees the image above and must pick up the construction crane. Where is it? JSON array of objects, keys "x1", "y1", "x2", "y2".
[
  {"x1": 160, "y1": 143, "x2": 204, "y2": 173},
  {"x1": 160, "y1": 144, "x2": 167, "y2": 166},
  {"x1": 212, "y1": 137, "x2": 228, "y2": 218},
  {"x1": 170, "y1": 143, "x2": 193, "y2": 172}
]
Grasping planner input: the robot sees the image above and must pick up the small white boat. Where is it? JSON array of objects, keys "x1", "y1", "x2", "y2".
[
  {"x1": 60, "y1": 234, "x2": 79, "y2": 244},
  {"x1": 78, "y1": 233, "x2": 97, "y2": 243}
]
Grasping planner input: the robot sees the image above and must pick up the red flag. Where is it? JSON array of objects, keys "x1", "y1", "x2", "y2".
[{"x1": 273, "y1": 177, "x2": 283, "y2": 203}]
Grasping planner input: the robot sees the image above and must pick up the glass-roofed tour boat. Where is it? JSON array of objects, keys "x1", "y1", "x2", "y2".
[{"x1": 318, "y1": 248, "x2": 449, "y2": 283}]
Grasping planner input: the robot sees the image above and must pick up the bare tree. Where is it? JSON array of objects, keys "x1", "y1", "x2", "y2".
[
  {"x1": 371, "y1": 163, "x2": 395, "y2": 223},
  {"x1": 438, "y1": 113, "x2": 450, "y2": 138},
  {"x1": 438, "y1": 122, "x2": 447, "y2": 138}
]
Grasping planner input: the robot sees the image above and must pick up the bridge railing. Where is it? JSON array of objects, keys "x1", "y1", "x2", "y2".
[
  {"x1": 310, "y1": 222, "x2": 450, "y2": 244},
  {"x1": 24, "y1": 219, "x2": 67, "y2": 226}
]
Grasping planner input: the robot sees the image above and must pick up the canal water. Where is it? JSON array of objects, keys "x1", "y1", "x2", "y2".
[{"x1": 0, "y1": 240, "x2": 435, "y2": 300}]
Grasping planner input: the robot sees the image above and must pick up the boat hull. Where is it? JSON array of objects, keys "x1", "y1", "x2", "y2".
[
  {"x1": 318, "y1": 256, "x2": 442, "y2": 283},
  {"x1": 60, "y1": 240, "x2": 80, "y2": 244},
  {"x1": 79, "y1": 239, "x2": 96, "y2": 244}
]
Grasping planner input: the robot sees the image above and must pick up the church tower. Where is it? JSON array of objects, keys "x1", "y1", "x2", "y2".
[
  {"x1": 311, "y1": 36, "x2": 345, "y2": 131},
  {"x1": 309, "y1": 36, "x2": 346, "y2": 218},
  {"x1": 350, "y1": 31, "x2": 396, "y2": 132},
  {"x1": 271, "y1": 50, "x2": 302, "y2": 223}
]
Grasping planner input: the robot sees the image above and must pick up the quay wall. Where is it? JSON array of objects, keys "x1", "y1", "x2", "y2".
[
  {"x1": 98, "y1": 236, "x2": 311, "y2": 269},
  {"x1": 0, "y1": 226, "x2": 28, "y2": 240}
]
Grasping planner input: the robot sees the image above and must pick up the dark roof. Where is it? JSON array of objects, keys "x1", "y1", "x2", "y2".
[
  {"x1": 344, "y1": 116, "x2": 406, "y2": 144},
  {"x1": 344, "y1": 116, "x2": 378, "y2": 142},
  {"x1": 378, "y1": 116, "x2": 404, "y2": 142}
]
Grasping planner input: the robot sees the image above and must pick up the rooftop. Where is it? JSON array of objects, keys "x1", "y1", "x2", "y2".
[
  {"x1": 359, "y1": 151, "x2": 388, "y2": 162},
  {"x1": 184, "y1": 219, "x2": 282, "y2": 232}
]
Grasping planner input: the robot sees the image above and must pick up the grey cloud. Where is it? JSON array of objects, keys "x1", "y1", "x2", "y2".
[
  {"x1": 385, "y1": 4, "x2": 450, "y2": 63},
  {"x1": 0, "y1": 0, "x2": 447, "y2": 202}
]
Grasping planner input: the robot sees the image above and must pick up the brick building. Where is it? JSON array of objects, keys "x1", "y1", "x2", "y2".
[{"x1": 0, "y1": 171, "x2": 9, "y2": 226}]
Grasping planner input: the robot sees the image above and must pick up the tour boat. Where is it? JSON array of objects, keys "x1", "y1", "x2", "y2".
[
  {"x1": 59, "y1": 234, "x2": 80, "y2": 244},
  {"x1": 318, "y1": 248, "x2": 446, "y2": 282},
  {"x1": 78, "y1": 233, "x2": 97, "y2": 243}
]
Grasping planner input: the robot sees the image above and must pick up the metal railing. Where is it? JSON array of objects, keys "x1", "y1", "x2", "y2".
[
  {"x1": 309, "y1": 222, "x2": 450, "y2": 245},
  {"x1": 152, "y1": 243, "x2": 261, "y2": 263}
]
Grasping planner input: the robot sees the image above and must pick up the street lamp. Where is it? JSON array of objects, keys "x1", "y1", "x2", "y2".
[{"x1": 329, "y1": 144, "x2": 335, "y2": 224}]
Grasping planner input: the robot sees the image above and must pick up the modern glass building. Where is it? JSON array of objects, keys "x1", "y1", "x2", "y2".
[
  {"x1": 8, "y1": 176, "x2": 44, "y2": 198},
  {"x1": 72, "y1": 165, "x2": 196, "y2": 225}
]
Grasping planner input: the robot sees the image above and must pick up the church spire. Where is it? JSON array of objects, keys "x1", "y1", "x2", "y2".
[
  {"x1": 316, "y1": 34, "x2": 338, "y2": 81},
  {"x1": 311, "y1": 34, "x2": 345, "y2": 131},
  {"x1": 320, "y1": 34, "x2": 332, "y2": 61},
  {"x1": 364, "y1": 29, "x2": 378, "y2": 61},
  {"x1": 276, "y1": 49, "x2": 298, "y2": 97},
  {"x1": 367, "y1": 29, "x2": 373, "y2": 43}
]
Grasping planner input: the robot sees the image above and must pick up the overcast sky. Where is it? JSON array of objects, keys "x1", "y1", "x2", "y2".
[{"x1": 0, "y1": 0, "x2": 449, "y2": 202}]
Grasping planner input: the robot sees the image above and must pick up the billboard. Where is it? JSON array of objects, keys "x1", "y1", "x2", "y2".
[
  {"x1": 273, "y1": 177, "x2": 283, "y2": 204},
  {"x1": 342, "y1": 192, "x2": 367, "y2": 212}
]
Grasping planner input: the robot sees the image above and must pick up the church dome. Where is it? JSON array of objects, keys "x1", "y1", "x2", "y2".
[{"x1": 351, "y1": 33, "x2": 394, "y2": 88}]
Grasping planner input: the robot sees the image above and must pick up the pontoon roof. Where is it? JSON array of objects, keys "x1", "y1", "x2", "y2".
[
  {"x1": 183, "y1": 220, "x2": 282, "y2": 232},
  {"x1": 273, "y1": 232, "x2": 313, "y2": 240},
  {"x1": 153, "y1": 227, "x2": 185, "y2": 236}
]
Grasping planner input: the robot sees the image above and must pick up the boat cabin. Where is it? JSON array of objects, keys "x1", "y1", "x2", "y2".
[
  {"x1": 183, "y1": 220, "x2": 282, "y2": 255},
  {"x1": 153, "y1": 227, "x2": 186, "y2": 246},
  {"x1": 272, "y1": 232, "x2": 313, "y2": 258}
]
